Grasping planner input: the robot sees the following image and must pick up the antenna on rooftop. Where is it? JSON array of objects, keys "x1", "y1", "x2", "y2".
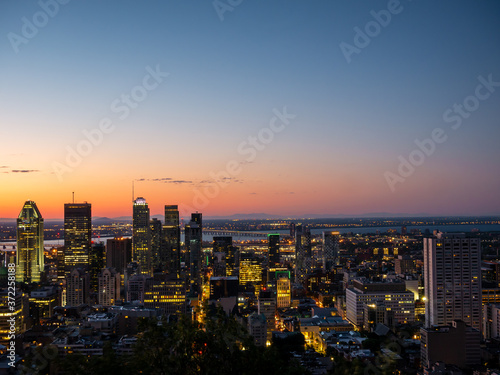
[
  {"x1": 132, "y1": 180, "x2": 135, "y2": 203},
  {"x1": 72, "y1": 192, "x2": 75, "y2": 203}
]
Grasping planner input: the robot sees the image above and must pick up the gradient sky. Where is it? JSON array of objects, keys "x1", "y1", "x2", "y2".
[{"x1": 1, "y1": 0, "x2": 500, "y2": 219}]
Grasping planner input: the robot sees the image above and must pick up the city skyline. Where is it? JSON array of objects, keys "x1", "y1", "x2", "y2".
[{"x1": 2, "y1": 1, "x2": 500, "y2": 219}]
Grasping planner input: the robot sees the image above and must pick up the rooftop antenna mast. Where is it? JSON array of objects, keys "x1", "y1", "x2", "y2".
[
  {"x1": 132, "y1": 180, "x2": 134, "y2": 203},
  {"x1": 72, "y1": 192, "x2": 75, "y2": 203}
]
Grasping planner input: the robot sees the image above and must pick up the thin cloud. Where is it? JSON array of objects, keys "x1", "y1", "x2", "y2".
[
  {"x1": 10, "y1": 169, "x2": 40, "y2": 173},
  {"x1": 136, "y1": 178, "x2": 192, "y2": 184},
  {"x1": 136, "y1": 177, "x2": 172, "y2": 182}
]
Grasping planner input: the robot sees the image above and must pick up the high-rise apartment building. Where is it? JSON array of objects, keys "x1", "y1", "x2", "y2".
[
  {"x1": 98, "y1": 267, "x2": 121, "y2": 307},
  {"x1": 322, "y1": 231, "x2": 339, "y2": 271},
  {"x1": 64, "y1": 203, "x2": 92, "y2": 276},
  {"x1": 295, "y1": 225, "x2": 311, "y2": 283},
  {"x1": 133, "y1": 198, "x2": 151, "y2": 276},
  {"x1": 66, "y1": 268, "x2": 90, "y2": 307},
  {"x1": 16, "y1": 200, "x2": 44, "y2": 283},
  {"x1": 424, "y1": 233, "x2": 481, "y2": 330}
]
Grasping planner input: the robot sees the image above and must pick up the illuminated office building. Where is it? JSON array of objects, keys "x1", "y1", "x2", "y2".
[
  {"x1": 64, "y1": 203, "x2": 92, "y2": 276},
  {"x1": 424, "y1": 233, "x2": 481, "y2": 330},
  {"x1": 276, "y1": 276, "x2": 291, "y2": 309},
  {"x1": 16, "y1": 200, "x2": 44, "y2": 283},
  {"x1": 0, "y1": 288, "x2": 28, "y2": 346},
  {"x1": 133, "y1": 198, "x2": 151, "y2": 276},
  {"x1": 144, "y1": 277, "x2": 186, "y2": 315},
  {"x1": 163, "y1": 205, "x2": 180, "y2": 277}
]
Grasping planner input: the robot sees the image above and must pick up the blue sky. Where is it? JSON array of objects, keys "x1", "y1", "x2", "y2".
[{"x1": 1, "y1": 0, "x2": 499, "y2": 218}]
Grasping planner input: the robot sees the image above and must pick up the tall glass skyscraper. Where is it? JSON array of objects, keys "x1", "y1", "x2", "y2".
[
  {"x1": 150, "y1": 218, "x2": 163, "y2": 272},
  {"x1": 185, "y1": 213, "x2": 202, "y2": 291},
  {"x1": 133, "y1": 197, "x2": 151, "y2": 276},
  {"x1": 268, "y1": 234, "x2": 280, "y2": 268},
  {"x1": 16, "y1": 200, "x2": 44, "y2": 283},
  {"x1": 163, "y1": 205, "x2": 180, "y2": 277},
  {"x1": 64, "y1": 203, "x2": 92, "y2": 277}
]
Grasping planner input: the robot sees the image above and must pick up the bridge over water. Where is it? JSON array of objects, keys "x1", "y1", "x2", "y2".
[{"x1": 193, "y1": 230, "x2": 271, "y2": 238}]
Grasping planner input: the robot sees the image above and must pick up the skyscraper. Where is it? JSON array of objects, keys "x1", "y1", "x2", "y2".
[
  {"x1": 106, "y1": 237, "x2": 132, "y2": 277},
  {"x1": 133, "y1": 198, "x2": 151, "y2": 276},
  {"x1": 424, "y1": 233, "x2": 481, "y2": 330},
  {"x1": 150, "y1": 218, "x2": 162, "y2": 272},
  {"x1": 213, "y1": 236, "x2": 236, "y2": 276},
  {"x1": 16, "y1": 200, "x2": 44, "y2": 283},
  {"x1": 163, "y1": 205, "x2": 180, "y2": 277},
  {"x1": 64, "y1": 203, "x2": 92, "y2": 276},
  {"x1": 98, "y1": 267, "x2": 121, "y2": 307},
  {"x1": 185, "y1": 213, "x2": 202, "y2": 292},
  {"x1": 65, "y1": 268, "x2": 90, "y2": 307},
  {"x1": 295, "y1": 225, "x2": 311, "y2": 283},
  {"x1": 276, "y1": 276, "x2": 291, "y2": 309},
  {"x1": 268, "y1": 234, "x2": 280, "y2": 268},
  {"x1": 322, "y1": 231, "x2": 340, "y2": 271},
  {"x1": 89, "y1": 242, "x2": 105, "y2": 293}
]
